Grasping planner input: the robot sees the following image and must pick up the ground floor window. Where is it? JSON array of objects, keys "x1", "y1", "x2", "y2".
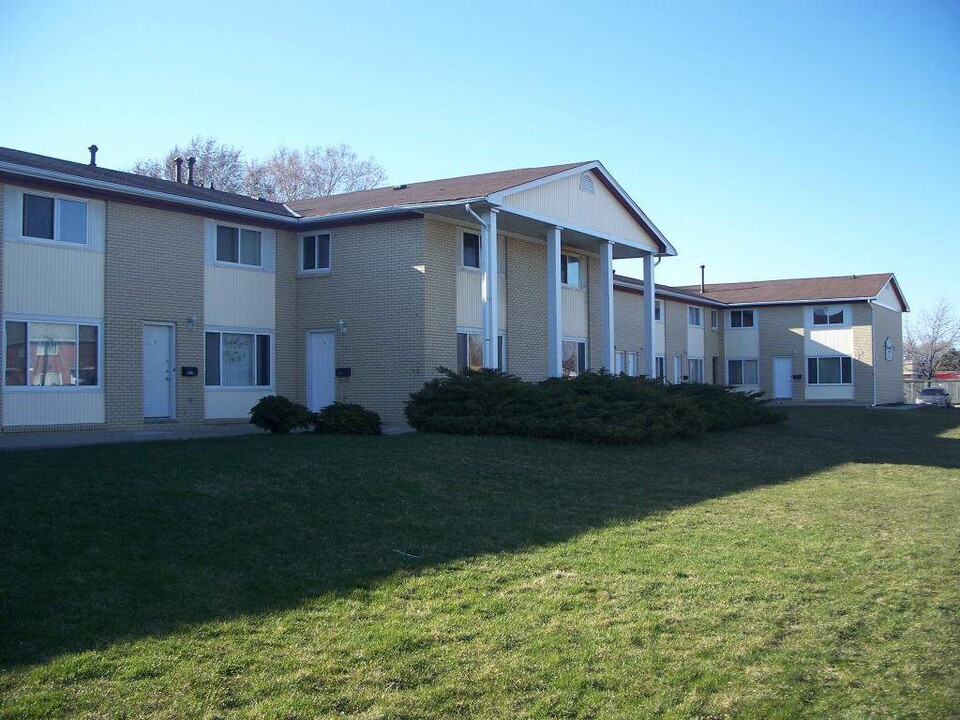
[
  {"x1": 728, "y1": 358, "x2": 759, "y2": 386},
  {"x1": 688, "y1": 357, "x2": 704, "y2": 383},
  {"x1": 562, "y1": 339, "x2": 587, "y2": 377},
  {"x1": 4, "y1": 319, "x2": 99, "y2": 387},
  {"x1": 457, "y1": 330, "x2": 504, "y2": 372},
  {"x1": 205, "y1": 331, "x2": 271, "y2": 387},
  {"x1": 807, "y1": 355, "x2": 852, "y2": 385},
  {"x1": 655, "y1": 355, "x2": 665, "y2": 381}
]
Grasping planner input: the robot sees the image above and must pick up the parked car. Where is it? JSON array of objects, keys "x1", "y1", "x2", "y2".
[{"x1": 916, "y1": 387, "x2": 952, "y2": 407}]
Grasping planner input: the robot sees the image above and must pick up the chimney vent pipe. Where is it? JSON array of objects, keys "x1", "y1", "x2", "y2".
[
  {"x1": 88, "y1": 144, "x2": 98, "y2": 166},
  {"x1": 174, "y1": 157, "x2": 183, "y2": 183},
  {"x1": 700, "y1": 264, "x2": 705, "y2": 294},
  {"x1": 186, "y1": 157, "x2": 196, "y2": 186}
]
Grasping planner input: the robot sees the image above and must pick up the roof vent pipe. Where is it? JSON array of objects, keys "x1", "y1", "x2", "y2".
[
  {"x1": 186, "y1": 157, "x2": 196, "y2": 186},
  {"x1": 700, "y1": 264, "x2": 705, "y2": 293},
  {"x1": 88, "y1": 145, "x2": 98, "y2": 166},
  {"x1": 174, "y1": 157, "x2": 183, "y2": 183}
]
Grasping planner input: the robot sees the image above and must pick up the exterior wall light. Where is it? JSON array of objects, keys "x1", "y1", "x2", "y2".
[
  {"x1": 337, "y1": 319, "x2": 348, "y2": 335},
  {"x1": 187, "y1": 315, "x2": 198, "y2": 331}
]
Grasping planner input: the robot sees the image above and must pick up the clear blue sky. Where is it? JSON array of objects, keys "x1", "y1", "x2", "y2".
[{"x1": 2, "y1": 0, "x2": 957, "y2": 314}]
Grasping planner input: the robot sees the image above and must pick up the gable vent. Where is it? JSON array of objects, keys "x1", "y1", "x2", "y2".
[{"x1": 579, "y1": 172, "x2": 596, "y2": 194}]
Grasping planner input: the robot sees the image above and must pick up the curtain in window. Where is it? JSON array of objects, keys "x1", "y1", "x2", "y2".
[{"x1": 221, "y1": 333, "x2": 254, "y2": 386}]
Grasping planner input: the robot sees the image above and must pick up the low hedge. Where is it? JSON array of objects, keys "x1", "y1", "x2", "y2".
[
  {"x1": 313, "y1": 402, "x2": 382, "y2": 436},
  {"x1": 250, "y1": 395, "x2": 313, "y2": 434},
  {"x1": 405, "y1": 369, "x2": 785, "y2": 445}
]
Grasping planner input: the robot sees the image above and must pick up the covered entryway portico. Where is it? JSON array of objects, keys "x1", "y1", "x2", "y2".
[{"x1": 426, "y1": 161, "x2": 675, "y2": 379}]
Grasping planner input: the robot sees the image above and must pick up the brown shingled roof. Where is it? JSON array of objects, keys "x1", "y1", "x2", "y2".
[
  {"x1": 288, "y1": 162, "x2": 588, "y2": 218},
  {"x1": 677, "y1": 273, "x2": 896, "y2": 305},
  {"x1": 0, "y1": 147, "x2": 297, "y2": 217}
]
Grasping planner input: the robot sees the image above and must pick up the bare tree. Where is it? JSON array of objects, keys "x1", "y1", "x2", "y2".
[
  {"x1": 245, "y1": 144, "x2": 388, "y2": 201},
  {"x1": 130, "y1": 136, "x2": 245, "y2": 193},
  {"x1": 132, "y1": 139, "x2": 387, "y2": 201},
  {"x1": 904, "y1": 298, "x2": 960, "y2": 382}
]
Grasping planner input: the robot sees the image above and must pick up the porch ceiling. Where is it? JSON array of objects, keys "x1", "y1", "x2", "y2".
[{"x1": 424, "y1": 204, "x2": 650, "y2": 259}]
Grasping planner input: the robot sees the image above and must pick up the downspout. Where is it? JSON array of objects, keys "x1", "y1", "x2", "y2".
[
  {"x1": 870, "y1": 300, "x2": 878, "y2": 407},
  {"x1": 464, "y1": 203, "x2": 486, "y2": 229}
]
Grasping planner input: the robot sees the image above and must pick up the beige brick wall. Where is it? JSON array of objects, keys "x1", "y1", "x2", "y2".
[
  {"x1": 104, "y1": 202, "x2": 206, "y2": 427},
  {"x1": 274, "y1": 229, "x2": 298, "y2": 400},
  {"x1": 663, "y1": 298, "x2": 687, "y2": 381},
  {"x1": 757, "y1": 304, "x2": 804, "y2": 399},
  {"x1": 294, "y1": 218, "x2": 427, "y2": 422},
  {"x1": 586, "y1": 255, "x2": 605, "y2": 371},
  {"x1": 872, "y1": 304, "x2": 904, "y2": 404},
  {"x1": 423, "y1": 219, "x2": 460, "y2": 377},
  {"x1": 852, "y1": 303, "x2": 874, "y2": 403},
  {"x1": 504, "y1": 234, "x2": 548, "y2": 380},
  {"x1": 614, "y1": 290, "x2": 643, "y2": 368}
]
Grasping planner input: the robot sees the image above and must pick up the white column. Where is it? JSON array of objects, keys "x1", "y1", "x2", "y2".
[
  {"x1": 547, "y1": 226, "x2": 563, "y2": 376},
  {"x1": 642, "y1": 253, "x2": 657, "y2": 378},
  {"x1": 482, "y1": 208, "x2": 499, "y2": 369},
  {"x1": 600, "y1": 240, "x2": 615, "y2": 372}
]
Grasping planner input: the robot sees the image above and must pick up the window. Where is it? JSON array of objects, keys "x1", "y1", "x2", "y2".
[
  {"x1": 204, "y1": 331, "x2": 271, "y2": 387},
  {"x1": 4, "y1": 320, "x2": 98, "y2": 387},
  {"x1": 462, "y1": 231, "x2": 481, "y2": 269},
  {"x1": 456, "y1": 331, "x2": 504, "y2": 371},
  {"x1": 730, "y1": 309, "x2": 754, "y2": 328},
  {"x1": 22, "y1": 193, "x2": 87, "y2": 245},
  {"x1": 688, "y1": 306, "x2": 702, "y2": 327},
  {"x1": 688, "y1": 358, "x2": 704, "y2": 383},
  {"x1": 728, "y1": 359, "x2": 759, "y2": 386},
  {"x1": 562, "y1": 339, "x2": 587, "y2": 377},
  {"x1": 813, "y1": 307, "x2": 845, "y2": 325},
  {"x1": 654, "y1": 301, "x2": 662, "y2": 322},
  {"x1": 561, "y1": 254, "x2": 581, "y2": 287},
  {"x1": 807, "y1": 356, "x2": 852, "y2": 385},
  {"x1": 710, "y1": 310, "x2": 719, "y2": 330},
  {"x1": 655, "y1": 356, "x2": 665, "y2": 381},
  {"x1": 216, "y1": 225, "x2": 261, "y2": 267},
  {"x1": 301, "y1": 233, "x2": 331, "y2": 272}
]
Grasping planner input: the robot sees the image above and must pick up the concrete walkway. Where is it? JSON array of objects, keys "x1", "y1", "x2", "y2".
[{"x1": 0, "y1": 421, "x2": 413, "y2": 451}]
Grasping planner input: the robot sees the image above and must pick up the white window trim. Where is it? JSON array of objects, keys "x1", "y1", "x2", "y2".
[
  {"x1": 726, "y1": 357, "x2": 760, "y2": 386},
  {"x1": 456, "y1": 326, "x2": 506, "y2": 371},
  {"x1": 710, "y1": 310, "x2": 719, "y2": 331},
  {"x1": 561, "y1": 253, "x2": 583, "y2": 289},
  {"x1": 687, "y1": 306, "x2": 702, "y2": 327},
  {"x1": 214, "y1": 222, "x2": 264, "y2": 269},
  {"x1": 204, "y1": 325, "x2": 275, "y2": 390},
  {"x1": 562, "y1": 336, "x2": 589, "y2": 375},
  {"x1": 807, "y1": 305, "x2": 851, "y2": 329},
  {"x1": 655, "y1": 300, "x2": 663, "y2": 323},
  {"x1": 2, "y1": 313, "x2": 104, "y2": 392},
  {"x1": 655, "y1": 354, "x2": 666, "y2": 381},
  {"x1": 459, "y1": 228, "x2": 483, "y2": 272},
  {"x1": 13, "y1": 188, "x2": 93, "y2": 250},
  {"x1": 805, "y1": 354, "x2": 854, "y2": 386},
  {"x1": 298, "y1": 232, "x2": 332, "y2": 276},
  {"x1": 688, "y1": 356, "x2": 705, "y2": 383},
  {"x1": 728, "y1": 309, "x2": 757, "y2": 330}
]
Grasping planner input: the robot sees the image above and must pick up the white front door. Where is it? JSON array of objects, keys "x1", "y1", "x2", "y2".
[
  {"x1": 307, "y1": 331, "x2": 335, "y2": 411},
  {"x1": 774, "y1": 357, "x2": 793, "y2": 399},
  {"x1": 143, "y1": 324, "x2": 174, "y2": 418},
  {"x1": 673, "y1": 355, "x2": 681, "y2": 384}
]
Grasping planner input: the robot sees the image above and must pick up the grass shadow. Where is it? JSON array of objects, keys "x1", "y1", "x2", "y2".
[{"x1": 1, "y1": 407, "x2": 957, "y2": 668}]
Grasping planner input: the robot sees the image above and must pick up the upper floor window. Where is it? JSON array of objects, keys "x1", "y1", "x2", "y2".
[
  {"x1": 687, "y1": 306, "x2": 702, "y2": 327},
  {"x1": 561, "y1": 254, "x2": 581, "y2": 287},
  {"x1": 22, "y1": 193, "x2": 87, "y2": 245},
  {"x1": 216, "y1": 225, "x2": 261, "y2": 267},
  {"x1": 813, "y1": 307, "x2": 845, "y2": 325},
  {"x1": 730, "y1": 309, "x2": 755, "y2": 328},
  {"x1": 710, "y1": 310, "x2": 719, "y2": 330},
  {"x1": 655, "y1": 300, "x2": 662, "y2": 322},
  {"x1": 4, "y1": 320, "x2": 99, "y2": 388},
  {"x1": 302, "y1": 233, "x2": 331, "y2": 272},
  {"x1": 462, "y1": 231, "x2": 481, "y2": 269}
]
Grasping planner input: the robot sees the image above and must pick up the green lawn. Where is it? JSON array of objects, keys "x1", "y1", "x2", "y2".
[{"x1": 1, "y1": 408, "x2": 958, "y2": 719}]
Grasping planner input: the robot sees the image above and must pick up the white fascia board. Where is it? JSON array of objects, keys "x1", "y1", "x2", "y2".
[
  {"x1": 495, "y1": 205, "x2": 657, "y2": 255},
  {"x1": 721, "y1": 297, "x2": 874, "y2": 307},
  {"x1": 612, "y1": 280, "x2": 727, "y2": 306},
  {"x1": 486, "y1": 161, "x2": 677, "y2": 257},
  {"x1": 300, "y1": 198, "x2": 486, "y2": 226},
  {"x1": 0, "y1": 161, "x2": 297, "y2": 224}
]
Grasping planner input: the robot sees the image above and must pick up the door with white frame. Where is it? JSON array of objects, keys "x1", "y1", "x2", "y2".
[
  {"x1": 143, "y1": 324, "x2": 175, "y2": 418},
  {"x1": 307, "y1": 330, "x2": 336, "y2": 411},
  {"x1": 774, "y1": 356, "x2": 793, "y2": 399}
]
